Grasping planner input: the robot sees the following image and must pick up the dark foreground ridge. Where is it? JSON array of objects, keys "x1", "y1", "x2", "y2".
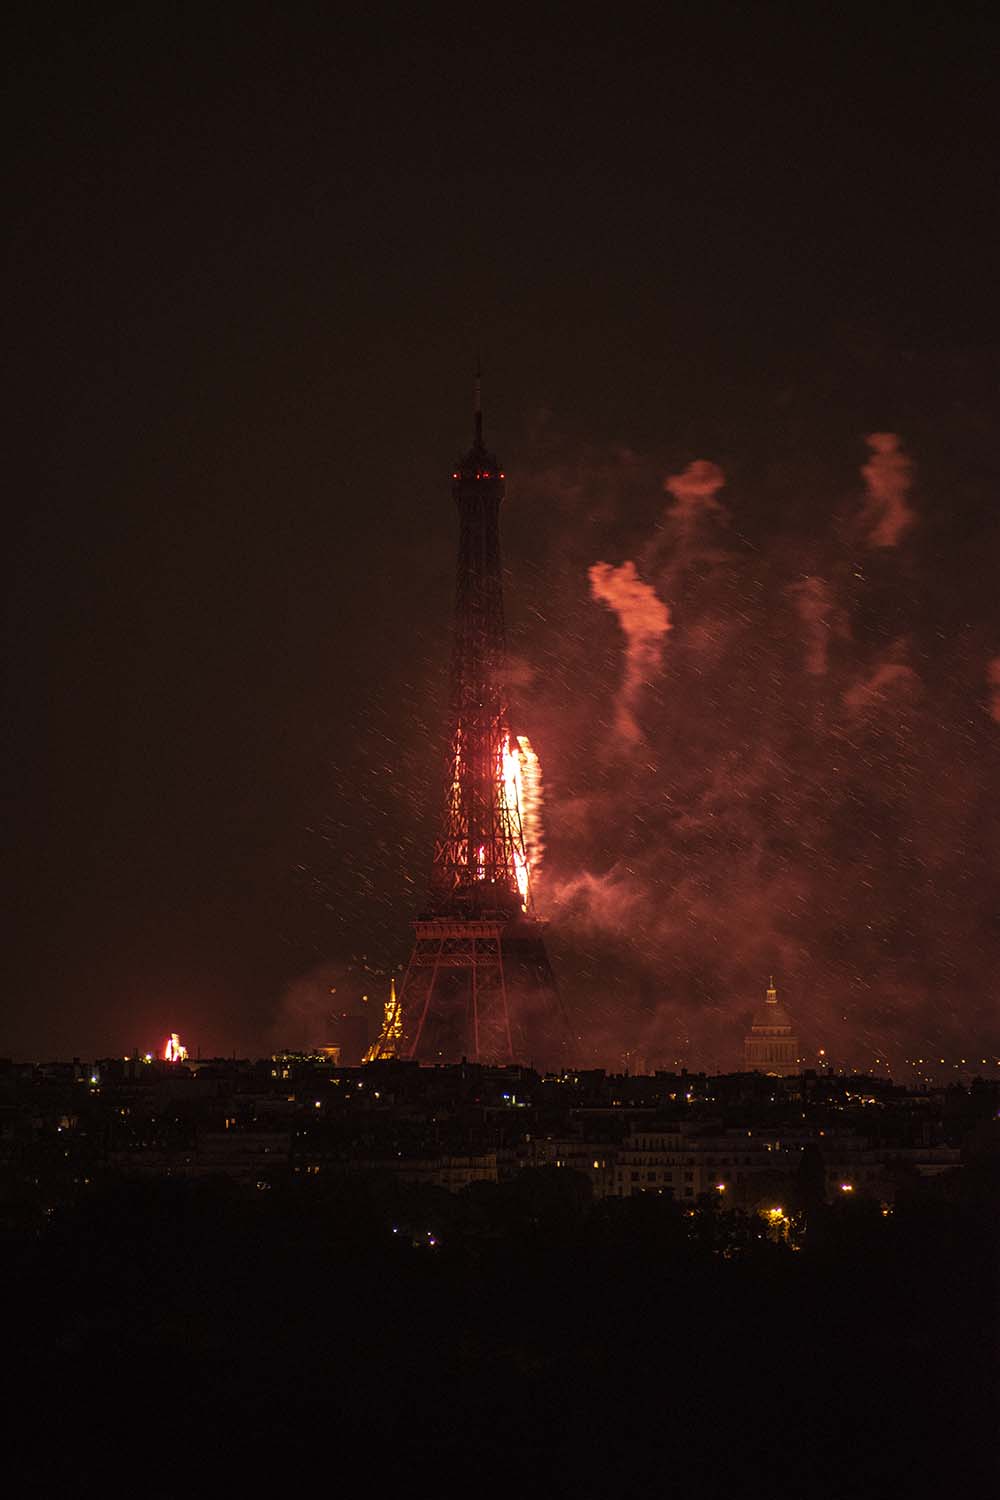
[{"x1": 3, "y1": 1058, "x2": 997, "y2": 1494}]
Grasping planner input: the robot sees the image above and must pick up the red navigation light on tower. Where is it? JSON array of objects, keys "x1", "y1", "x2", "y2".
[{"x1": 393, "y1": 378, "x2": 572, "y2": 1067}]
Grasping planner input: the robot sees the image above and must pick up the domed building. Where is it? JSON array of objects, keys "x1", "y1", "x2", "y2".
[{"x1": 744, "y1": 978, "x2": 800, "y2": 1076}]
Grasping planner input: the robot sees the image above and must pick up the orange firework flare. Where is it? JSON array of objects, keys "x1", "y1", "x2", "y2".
[
  {"x1": 163, "y1": 1032, "x2": 188, "y2": 1062},
  {"x1": 499, "y1": 732, "x2": 543, "y2": 909},
  {"x1": 516, "y1": 735, "x2": 543, "y2": 872}
]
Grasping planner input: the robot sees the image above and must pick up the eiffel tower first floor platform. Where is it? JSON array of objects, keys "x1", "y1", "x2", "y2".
[{"x1": 398, "y1": 915, "x2": 574, "y2": 1070}]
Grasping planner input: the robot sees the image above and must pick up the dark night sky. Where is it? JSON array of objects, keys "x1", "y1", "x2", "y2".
[{"x1": 5, "y1": 4, "x2": 999, "y2": 1064}]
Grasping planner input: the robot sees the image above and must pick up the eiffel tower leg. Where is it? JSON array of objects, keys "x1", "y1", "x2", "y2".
[
  {"x1": 400, "y1": 937, "x2": 440, "y2": 1059},
  {"x1": 472, "y1": 937, "x2": 499, "y2": 1064},
  {"x1": 398, "y1": 918, "x2": 570, "y2": 1067}
]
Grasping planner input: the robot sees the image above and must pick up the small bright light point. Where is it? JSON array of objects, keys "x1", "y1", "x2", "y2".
[{"x1": 840, "y1": 1182, "x2": 854, "y2": 1192}]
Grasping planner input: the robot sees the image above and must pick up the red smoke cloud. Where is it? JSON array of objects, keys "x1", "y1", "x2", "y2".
[
  {"x1": 860, "y1": 432, "x2": 915, "y2": 547},
  {"x1": 663, "y1": 458, "x2": 727, "y2": 527},
  {"x1": 587, "y1": 560, "x2": 671, "y2": 746},
  {"x1": 843, "y1": 652, "x2": 920, "y2": 715},
  {"x1": 789, "y1": 576, "x2": 845, "y2": 677},
  {"x1": 987, "y1": 658, "x2": 1000, "y2": 723},
  {"x1": 505, "y1": 424, "x2": 998, "y2": 1072}
]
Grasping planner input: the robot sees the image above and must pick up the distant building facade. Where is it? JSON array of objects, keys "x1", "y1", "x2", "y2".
[{"x1": 744, "y1": 979, "x2": 800, "y2": 1076}]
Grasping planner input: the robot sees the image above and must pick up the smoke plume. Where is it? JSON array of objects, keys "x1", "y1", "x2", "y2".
[
  {"x1": 587, "y1": 560, "x2": 672, "y2": 746},
  {"x1": 503, "y1": 415, "x2": 998, "y2": 1073},
  {"x1": 663, "y1": 458, "x2": 727, "y2": 531},
  {"x1": 860, "y1": 432, "x2": 915, "y2": 547},
  {"x1": 271, "y1": 959, "x2": 382, "y2": 1052},
  {"x1": 789, "y1": 576, "x2": 843, "y2": 677},
  {"x1": 843, "y1": 648, "x2": 920, "y2": 716},
  {"x1": 988, "y1": 658, "x2": 1000, "y2": 723}
]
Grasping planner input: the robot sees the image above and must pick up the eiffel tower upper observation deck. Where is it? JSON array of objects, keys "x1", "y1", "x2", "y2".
[{"x1": 392, "y1": 381, "x2": 573, "y2": 1067}]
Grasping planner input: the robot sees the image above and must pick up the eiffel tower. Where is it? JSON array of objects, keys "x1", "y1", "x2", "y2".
[{"x1": 394, "y1": 381, "x2": 572, "y2": 1067}]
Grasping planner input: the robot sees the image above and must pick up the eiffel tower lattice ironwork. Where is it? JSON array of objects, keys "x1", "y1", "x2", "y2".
[{"x1": 395, "y1": 382, "x2": 573, "y2": 1067}]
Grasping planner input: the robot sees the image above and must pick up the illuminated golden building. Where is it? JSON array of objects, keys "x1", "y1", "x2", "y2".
[
  {"x1": 363, "y1": 976, "x2": 403, "y2": 1062},
  {"x1": 744, "y1": 978, "x2": 800, "y2": 1076}
]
